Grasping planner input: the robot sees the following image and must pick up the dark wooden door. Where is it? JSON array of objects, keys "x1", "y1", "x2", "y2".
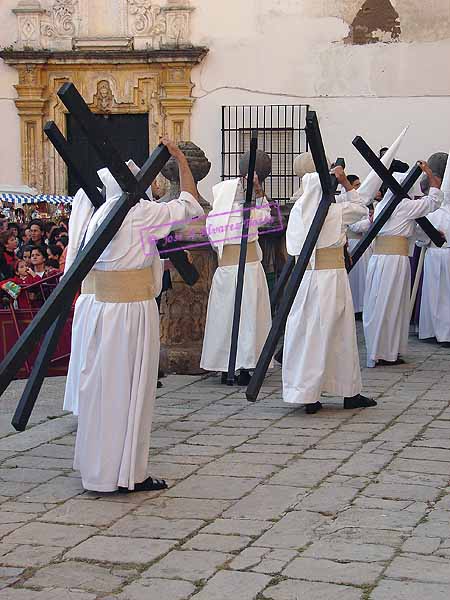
[{"x1": 66, "y1": 113, "x2": 150, "y2": 196}]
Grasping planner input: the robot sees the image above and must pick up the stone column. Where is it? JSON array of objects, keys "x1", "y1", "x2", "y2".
[{"x1": 159, "y1": 142, "x2": 215, "y2": 375}]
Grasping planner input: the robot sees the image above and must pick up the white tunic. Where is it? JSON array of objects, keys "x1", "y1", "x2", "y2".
[
  {"x1": 347, "y1": 218, "x2": 372, "y2": 313},
  {"x1": 64, "y1": 170, "x2": 203, "y2": 491},
  {"x1": 363, "y1": 188, "x2": 443, "y2": 367},
  {"x1": 200, "y1": 191, "x2": 272, "y2": 372},
  {"x1": 283, "y1": 176, "x2": 368, "y2": 405},
  {"x1": 418, "y1": 205, "x2": 450, "y2": 342}
]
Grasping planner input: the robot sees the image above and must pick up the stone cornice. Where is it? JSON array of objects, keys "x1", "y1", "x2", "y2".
[{"x1": 0, "y1": 47, "x2": 209, "y2": 65}]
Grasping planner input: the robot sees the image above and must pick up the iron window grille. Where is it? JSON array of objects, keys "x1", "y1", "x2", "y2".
[{"x1": 221, "y1": 105, "x2": 309, "y2": 204}]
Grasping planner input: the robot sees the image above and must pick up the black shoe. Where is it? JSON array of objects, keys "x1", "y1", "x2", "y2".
[
  {"x1": 344, "y1": 395, "x2": 377, "y2": 409},
  {"x1": 237, "y1": 370, "x2": 251, "y2": 386},
  {"x1": 157, "y1": 380, "x2": 163, "y2": 388},
  {"x1": 118, "y1": 476, "x2": 168, "y2": 493},
  {"x1": 305, "y1": 401, "x2": 323, "y2": 415},
  {"x1": 376, "y1": 358, "x2": 405, "y2": 366}
]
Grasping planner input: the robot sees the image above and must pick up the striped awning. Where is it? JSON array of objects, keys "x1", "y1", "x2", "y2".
[{"x1": 0, "y1": 193, "x2": 72, "y2": 205}]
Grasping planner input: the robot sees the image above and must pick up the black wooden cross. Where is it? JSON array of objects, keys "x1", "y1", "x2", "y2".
[
  {"x1": 226, "y1": 133, "x2": 258, "y2": 385},
  {"x1": 348, "y1": 136, "x2": 444, "y2": 270},
  {"x1": 246, "y1": 111, "x2": 344, "y2": 402},
  {"x1": 0, "y1": 82, "x2": 171, "y2": 430}
]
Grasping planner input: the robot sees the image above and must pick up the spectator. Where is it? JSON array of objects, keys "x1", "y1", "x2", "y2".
[
  {"x1": 21, "y1": 245, "x2": 34, "y2": 268},
  {"x1": 21, "y1": 227, "x2": 32, "y2": 246},
  {"x1": 8, "y1": 222, "x2": 20, "y2": 239},
  {"x1": 0, "y1": 231, "x2": 19, "y2": 268},
  {"x1": 49, "y1": 227, "x2": 63, "y2": 245},
  {"x1": 56, "y1": 234, "x2": 68, "y2": 271},
  {"x1": 47, "y1": 244, "x2": 62, "y2": 270},
  {"x1": 29, "y1": 219, "x2": 46, "y2": 250},
  {"x1": 43, "y1": 221, "x2": 57, "y2": 242},
  {"x1": 29, "y1": 247, "x2": 57, "y2": 279},
  {"x1": 1, "y1": 260, "x2": 41, "y2": 309}
]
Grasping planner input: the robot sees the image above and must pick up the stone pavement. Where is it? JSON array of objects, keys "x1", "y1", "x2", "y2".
[{"x1": 0, "y1": 327, "x2": 450, "y2": 599}]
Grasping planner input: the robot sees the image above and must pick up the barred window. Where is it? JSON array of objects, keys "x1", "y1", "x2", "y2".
[{"x1": 221, "y1": 105, "x2": 309, "y2": 204}]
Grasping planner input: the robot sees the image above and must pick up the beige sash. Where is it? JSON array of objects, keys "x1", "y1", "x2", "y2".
[
  {"x1": 295, "y1": 247, "x2": 345, "y2": 270},
  {"x1": 374, "y1": 236, "x2": 409, "y2": 256},
  {"x1": 81, "y1": 267, "x2": 155, "y2": 303},
  {"x1": 347, "y1": 231, "x2": 361, "y2": 240},
  {"x1": 218, "y1": 241, "x2": 260, "y2": 267}
]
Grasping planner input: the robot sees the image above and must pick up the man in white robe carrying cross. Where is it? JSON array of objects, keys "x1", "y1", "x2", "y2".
[
  {"x1": 63, "y1": 139, "x2": 204, "y2": 493},
  {"x1": 283, "y1": 165, "x2": 376, "y2": 414}
]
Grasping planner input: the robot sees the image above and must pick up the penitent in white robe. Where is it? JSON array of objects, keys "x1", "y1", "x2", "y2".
[
  {"x1": 347, "y1": 218, "x2": 372, "y2": 314},
  {"x1": 64, "y1": 169, "x2": 203, "y2": 492},
  {"x1": 363, "y1": 187, "x2": 443, "y2": 367},
  {"x1": 418, "y1": 204, "x2": 450, "y2": 342},
  {"x1": 283, "y1": 174, "x2": 368, "y2": 405},
  {"x1": 200, "y1": 184, "x2": 272, "y2": 372}
]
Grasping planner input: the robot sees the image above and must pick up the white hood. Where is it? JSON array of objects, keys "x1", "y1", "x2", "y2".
[
  {"x1": 358, "y1": 127, "x2": 408, "y2": 206},
  {"x1": 126, "y1": 159, "x2": 154, "y2": 201},
  {"x1": 207, "y1": 178, "x2": 241, "y2": 258}
]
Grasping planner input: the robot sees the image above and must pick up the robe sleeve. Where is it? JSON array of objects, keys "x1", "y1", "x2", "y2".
[
  {"x1": 133, "y1": 191, "x2": 204, "y2": 242},
  {"x1": 249, "y1": 196, "x2": 272, "y2": 227},
  {"x1": 397, "y1": 187, "x2": 443, "y2": 221},
  {"x1": 339, "y1": 190, "x2": 369, "y2": 226},
  {"x1": 63, "y1": 189, "x2": 95, "y2": 275},
  {"x1": 348, "y1": 218, "x2": 371, "y2": 234}
]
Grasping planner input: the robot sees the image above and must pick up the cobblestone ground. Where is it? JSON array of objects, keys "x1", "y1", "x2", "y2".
[{"x1": 1, "y1": 327, "x2": 450, "y2": 599}]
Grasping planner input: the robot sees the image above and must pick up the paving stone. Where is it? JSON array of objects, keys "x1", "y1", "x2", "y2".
[
  {"x1": 19, "y1": 476, "x2": 83, "y2": 503},
  {"x1": 2, "y1": 456, "x2": 74, "y2": 470},
  {"x1": 142, "y1": 549, "x2": 231, "y2": 581},
  {"x1": 166, "y1": 475, "x2": 258, "y2": 500},
  {"x1": 269, "y1": 459, "x2": 341, "y2": 487},
  {"x1": 183, "y1": 533, "x2": 252, "y2": 552},
  {"x1": 134, "y1": 497, "x2": 230, "y2": 519},
  {"x1": 283, "y1": 557, "x2": 384, "y2": 585},
  {"x1": 117, "y1": 578, "x2": 195, "y2": 600},
  {"x1": 403, "y1": 537, "x2": 441, "y2": 554},
  {"x1": 231, "y1": 547, "x2": 296, "y2": 574},
  {"x1": 337, "y1": 453, "x2": 391, "y2": 476},
  {"x1": 40, "y1": 499, "x2": 131, "y2": 526},
  {"x1": 321, "y1": 527, "x2": 406, "y2": 548},
  {"x1": 23, "y1": 561, "x2": 124, "y2": 593},
  {"x1": 65, "y1": 536, "x2": 175, "y2": 564},
  {"x1": 197, "y1": 459, "x2": 278, "y2": 478},
  {"x1": 400, "y1": 447, "x2": 450, "y2": 462},
  {"x1": 0, "y1": 512, "x2": 35, "y2": 525},
  {"x1": 389, "y1": 458, "x2": 450, "y2": 476},
  {"x1": 217, "y1": 452, "x2": 294, "y2": 466},
  {"x1": 224, "y1": 485, "x2": 305, "y2": 520},
  {"x1": 0, "y1": 502, "x2": 49, "y2": 514},
  {"x1": 363, "y1": 483, "x2": 440, "y2": 502},
  {"x1": 386, "y1": 555, "x2": 450, "y2": 583},
  {"x1": 0, "y1": 418, "x2": 76, "y2": 453},
  {"x1": 414, "y1": 520, "x2": 450, "y2": 538},
  {"x1": 2, "y1": 522, "x2": 96, "y2": 547},
  {"x1": 297, "y1": 484, "x2": 357, "y2": 513},
  {"x1": 328, "y1": 508, "x2": 421, "y2": 532},
  {"x1": 0, "y1": 545, "x2": 62, "y2": 567},
  {"x1": 106, "y1": 515, "x2": 204, "y2": 540},
  {"x1": 303, "y1": 540, "x2": 395, "y2": 562},
  {"x1": 201, "y1": 518, "x2": 271, "y2": 537},
  {"x1": 0, "y1": 468, "x2": 61, "y2": 484},
  {"x1": 189, "y1": 570, "x2": 271, "y2": 600},
  {"x1": 255, "y1": 510, "x2": 328, "y2": 549},
  {"x1": 263, "y1": 579, "x2": 363, "y2": 600},
  {"x1": 0, "y1": 590, "x2": 96, "y2": 599},
  {"x1": 370, "y1": 580, "x2": 450, "y2": 600}
]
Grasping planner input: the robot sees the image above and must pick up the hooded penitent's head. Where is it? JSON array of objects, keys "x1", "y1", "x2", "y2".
[
  {"x1": 420, "y1": 152, "x2": 449, "y2": 195},
  {"x1": 126, "y1": 159, "x2": 154, "y2": 201}
]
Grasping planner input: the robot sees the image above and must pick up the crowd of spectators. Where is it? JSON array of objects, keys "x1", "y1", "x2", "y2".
[{"x1": 0, "y1": 213, "x2": 69, "y2": 309}]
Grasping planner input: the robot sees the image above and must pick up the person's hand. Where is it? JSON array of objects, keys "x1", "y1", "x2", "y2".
[
  {"x1": 185, "y1": 250, "x2": 194, "y2": 264},
  {"x1": 439, "y1": 230, "x2": 447, "y2": 243},
  {"x1": 331, "y1": 165, "x2": 346, "y2": 183},
  {"x1": 417, "y1": 161, "x2": 433, "y2": 178},
  {"x1": 160, "y1": 137, "x2": 185, "y2": 160},
  {"x1": 26, "y1": 268, "x2": 34, "y2": 276},
  {"x1": 375, "y1": 191, "x2": 383, "y2": 201},
  {"x1": 418, "y1": 161, "x2": 442, "y2": 189}
]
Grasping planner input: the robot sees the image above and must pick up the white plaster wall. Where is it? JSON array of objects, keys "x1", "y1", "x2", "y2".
[
  {"x1": 0, "y1": 0, "x2": 21, "y2": 187},
  {"x1": 189, "y1": 0, "x2": 450, "y2": 197}
]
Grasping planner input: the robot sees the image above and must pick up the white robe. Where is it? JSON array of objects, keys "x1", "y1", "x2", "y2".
[
  {"x1": 347, "y1": 218, "x2": 372, "y2": 313},
  {"x1": 363, "y1": 188, "x2": 443, "y2": 367},
  {"x1": 283, "y1": 175, "x2": 368, "y2": 405},
  {"x1": 200, "y1": 189, "x2": 272, "y2": 372},
  {"x1": 64, "y1": 170, "x2": 203, "y2": 491},
  {"x1": 418, "y1": 205, "x2": 450, "y2": 342}
]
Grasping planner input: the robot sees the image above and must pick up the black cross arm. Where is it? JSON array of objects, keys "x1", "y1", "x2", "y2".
[
  {"x1": 353, "y1": 137, "x2": 444, "y2": 248},
  {"x1": 58, "y1": 83, "x2": 143, "y2": 195},
  {"x1": 349, "y1": 164, "x2": 422, "y2": 268},
  {"x1": 44, "y1": 122, "x2": 104, "y2": 209},
  {"x1": 246, "y1": 111, "x2": 338, "y2": 403},
  {"x1": 227, "y1": 133, "x2": 258, "y2": 384},
  {"x1": 0, "y1": 143, "x2": 169, "y2": 397}
]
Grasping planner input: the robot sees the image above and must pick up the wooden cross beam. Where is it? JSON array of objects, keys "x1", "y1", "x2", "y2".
[
  {"x1": 226, "y1": 133, "x2": 258, "y2": 385},
  {"x1": 0, "y1": 82, "x2": 171, "y2": 429},
  {"x1": 349, "y1": 136, "x2": 444, "y2": 270},
  {"x1": 246, "y1": 111, "x2": 343, "y2": 403}
]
